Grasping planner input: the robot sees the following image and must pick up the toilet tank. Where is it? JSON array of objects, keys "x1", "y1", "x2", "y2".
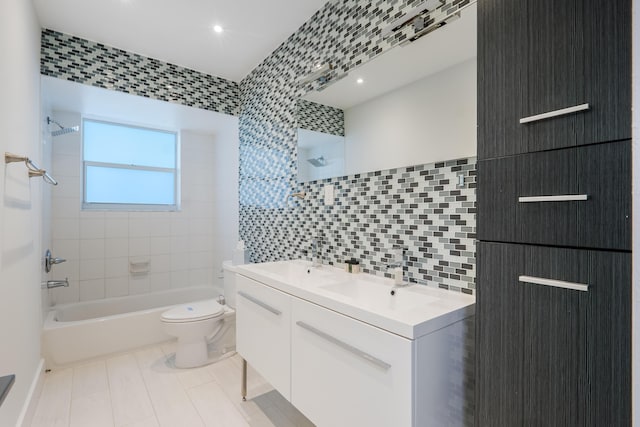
[{"x1": 222, "y1": 260, "x2": 238, "y2": 308}]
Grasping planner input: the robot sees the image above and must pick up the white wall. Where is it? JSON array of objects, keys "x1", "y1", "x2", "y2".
[
  {"x1": 344, "y1": 59, "x2": 477, "y2": 175},
  {"x1": 48, "y1": 112, "x2": 239, "y2": 304},
  {"x1": 0, "y1": 0, "x2": 45, "y2": 425}
]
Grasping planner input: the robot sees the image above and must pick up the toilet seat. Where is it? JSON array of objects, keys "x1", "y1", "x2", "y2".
[{"x1": 161, "y1": 299, "x2": 224, "y2": 323}]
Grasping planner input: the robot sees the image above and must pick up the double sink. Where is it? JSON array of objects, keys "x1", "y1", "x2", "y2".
[{"x1": 236, "y1": 259, "x2": 475, "y2": 340}]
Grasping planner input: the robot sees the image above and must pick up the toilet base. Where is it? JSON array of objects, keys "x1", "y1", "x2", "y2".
[{"x1": 174, "y1": 338, "x2": 208, "y2": 368}]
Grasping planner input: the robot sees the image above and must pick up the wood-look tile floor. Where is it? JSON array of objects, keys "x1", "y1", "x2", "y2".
[{"x1": 30, "y1": 342, "x2": 315, "y2": 427}]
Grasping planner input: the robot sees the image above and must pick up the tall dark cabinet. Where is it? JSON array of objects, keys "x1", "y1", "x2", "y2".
[{"x1": 476, "y1": 1, "x2": 632, "y2": 426}]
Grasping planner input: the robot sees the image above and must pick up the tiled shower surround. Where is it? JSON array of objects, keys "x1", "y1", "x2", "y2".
[
  {"x1": 239, "y1": 0, "x2": 476, "y2": 293},
  {"x1": 40, "y1": 29, "x2": 240, "y2": 116}
]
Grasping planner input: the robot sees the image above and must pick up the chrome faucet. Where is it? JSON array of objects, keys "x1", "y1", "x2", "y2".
[
  {"x1": 386, "y1": 247, "x2": 407, "y2": 286},
  {"x1": 311, "y1": 238, "x2": 323, "y2": 267},
  {"x1": 45, "y1": 278, "x2": 69, "y2": 289}
]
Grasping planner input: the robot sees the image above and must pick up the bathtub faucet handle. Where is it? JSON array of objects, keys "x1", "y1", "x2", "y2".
[{"x1": 45, "y1": 249, "x2": 67, "y2": 273}]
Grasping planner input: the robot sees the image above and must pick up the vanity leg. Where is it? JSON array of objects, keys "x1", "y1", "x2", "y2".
[{"x1": 241, "y1": 358, "x2": 247, "y2": 401}]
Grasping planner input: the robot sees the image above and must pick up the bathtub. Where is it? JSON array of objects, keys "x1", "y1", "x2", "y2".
[{"x1": 43, "y1": 286, "x2": 223, "y2": 367}]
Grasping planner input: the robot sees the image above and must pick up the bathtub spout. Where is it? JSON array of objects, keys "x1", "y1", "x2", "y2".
[{"x1": 46, "y1": 278, "x2": 69, "y2": 289}]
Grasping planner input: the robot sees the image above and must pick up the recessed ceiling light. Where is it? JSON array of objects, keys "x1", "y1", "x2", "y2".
[
  {"x1": 356, "y1": 78, "x2": 364, "y2": 84},
  {"x1": 213, "y1": 25, "x2": 224, "y2": 34}
]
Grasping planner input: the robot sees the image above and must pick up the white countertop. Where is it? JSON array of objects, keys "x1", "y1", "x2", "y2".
[{"x1": 236, "y1": 260, "x2": 475, "y2": 340}]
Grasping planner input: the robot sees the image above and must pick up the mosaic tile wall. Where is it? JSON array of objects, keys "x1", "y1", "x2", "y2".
[
  {"x1": 238, "y1": 0, "x2": 476, "y2": 294},
  {"x1": 295, "y1": 99, "x2": 344, "y2": 136},
  {"x1": 241, "y1": 157, "x2": 476, "y2": 293},
  {"x1": 41, "y1": 29, "x2": 240, "y2": 116}
]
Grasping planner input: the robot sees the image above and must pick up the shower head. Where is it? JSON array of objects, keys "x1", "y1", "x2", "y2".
[
  {"x1": 307, "y1": 156, "x2": 327, "y2": 167},
  {"x1": 47, "y1": 116, "x2": 79, "y2": 137}
]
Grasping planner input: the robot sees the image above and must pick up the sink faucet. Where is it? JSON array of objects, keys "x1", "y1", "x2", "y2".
[
  {"x1": 311, "y1": 238, "x2": 323, "y2": 267},
  {"x1": 386, "y1": 247, "x2": 407, "y2": 286}
]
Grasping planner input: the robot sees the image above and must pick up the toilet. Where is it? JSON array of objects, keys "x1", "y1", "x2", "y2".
[{"x1": 161, "y1": 261, "x2": 238, "y2": 368}]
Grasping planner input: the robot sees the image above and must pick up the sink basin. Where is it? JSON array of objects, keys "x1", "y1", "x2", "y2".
[
  {"x1": 320, "y1": 280, "x2": 439, "y2": 313},
  {"x1": 249, "y1": 260, "x2": 341, "y2": 285}
]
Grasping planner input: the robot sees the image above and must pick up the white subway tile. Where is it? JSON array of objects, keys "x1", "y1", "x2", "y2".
[
  {"x1": 105, "y1": 218, "x2": 129, "y2": 238},
  {"x1": 53, "y1": 219, "x2": 80, "y2": 240},
  {"x1": 105, "y1": 257, "x2": 129, "y2": 278},
  {"x1": 79, "y1": 239, "x2": 105, "y2": 260},
  {"x1": 129, "y1": 275, "x2": 150, "y2": 295},
  {"x1": 105, "y1": 238, "x2": 129, "y2": 258},
  {"x1": 105, "y1": 276, "x2": 129, "y2": 298},
  {"x1": 149, "y1": 237, "x2": 171, "y2": 255},
  {"x1": 129, "y1": 237, "x2": 150, "y2": 257},
  {"x1": 80, "y1": 218, "x2": 105, "y2": 239},
  {"x1": 79, "y1": 258, "x2": 105, "y2": 280},
  {"x1": 79, "y1": 278, "x2": 105, "y2": 301},
  {"x1": 148, "y1": 272, "x2": 171, "y2": 293}
]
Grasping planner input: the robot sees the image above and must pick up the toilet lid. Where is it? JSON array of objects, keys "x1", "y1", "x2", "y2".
[{"x1": 161, "y1": 299, "x2": 224, "y2": 323}]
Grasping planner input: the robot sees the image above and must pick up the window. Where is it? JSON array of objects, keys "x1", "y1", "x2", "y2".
[{"x1": 83, "y1": 119, "x2": 178, "y2": 210}]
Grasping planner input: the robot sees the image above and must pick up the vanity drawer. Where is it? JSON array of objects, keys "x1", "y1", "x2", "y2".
[
  {"x1": 291, "y1": 297, "x2": 413, "y2": 427},
  {"x1": 236, "y1": 274, "x2": 291, "y2": 400},
  {"x1": 478, "y1": 140, "x2": 630, "y2": 249}
]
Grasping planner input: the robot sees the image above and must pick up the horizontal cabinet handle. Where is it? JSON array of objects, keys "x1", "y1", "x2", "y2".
[
  {"x1": 296, "y1": 321, "x2": 392, "y2": 370},
  {"x1": 518, "y1": 275, "x2": 589, "y2": 292},
  {"x1": 238, "y1": 291, "x2": 282, "y2": 316},
  {"x1": 518, "y1": 194, "x2": 588, "y2": 203},
  {"x1": 519, "y1": 103, "x2": 590, "y2": 124}
]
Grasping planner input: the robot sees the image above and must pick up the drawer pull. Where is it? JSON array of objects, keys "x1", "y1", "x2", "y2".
[
  {"x1": 296, "y1": 321, "x2": 391, "y2": 370},
  {"x1": 518, "y1": 275, "x2": 589, "y2": 292},
  {"x1": 519, "y1": 103, "x2": 590, "y2": 124},
  {"x1": 238, "y1": 291, "x2": 282, "y2": 316},
  {"x1": 518, "y1": 194, "x2": 588, "y2": 203}
]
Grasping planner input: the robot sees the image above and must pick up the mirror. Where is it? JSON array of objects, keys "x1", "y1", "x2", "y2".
[{"x1": 295, "y1": 2, "x2": 477, "y2": 182}]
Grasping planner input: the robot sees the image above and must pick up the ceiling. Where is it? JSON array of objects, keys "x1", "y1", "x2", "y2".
[{"x1": 32, "y1": 0, "x2": 329, "y2": 83}]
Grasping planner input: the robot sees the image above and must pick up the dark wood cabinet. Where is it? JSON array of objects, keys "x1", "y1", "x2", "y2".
[
  {"x1": 478, "y1": 140, "x2": 631, "y2": 250},
  {"x1": 476, "y1": 0, "x2": 631, "y2": 424},
  {"x1": 478, "y1": 0, "x2": 631, "y2": 159},
  {"x1": 477, "y1": 243, "x2": 631, "y2": 426},
  {"x1": 475, "y1": 243, "x2": 523, "y2": 426}
]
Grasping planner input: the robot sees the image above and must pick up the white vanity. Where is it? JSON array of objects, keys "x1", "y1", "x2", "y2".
[{"x1": 235, "y1": 260, "x2": 475, "y2": 427}]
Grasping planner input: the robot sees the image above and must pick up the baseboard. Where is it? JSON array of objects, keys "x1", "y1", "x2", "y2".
[{"x1": 15, "y1": 358, "x2": 44, "y2": 427}]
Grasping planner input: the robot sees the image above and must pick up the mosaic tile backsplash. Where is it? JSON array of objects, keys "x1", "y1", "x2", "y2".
[
  {"x1": 241, "y1": 157, "x2": 476, "y2": 294},
  {"x1": 41, "y1": 29, "x2": 240, "y2": 116},
  {"x1": 238, "y1": 0, "x2": 476, "y2": 294}
]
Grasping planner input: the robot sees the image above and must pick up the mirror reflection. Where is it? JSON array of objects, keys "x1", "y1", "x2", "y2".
[{"x1": 295, "y1": 2, "x2": 477, "y2": 183}]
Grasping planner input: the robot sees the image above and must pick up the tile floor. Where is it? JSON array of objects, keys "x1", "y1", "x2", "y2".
[{"x1": 30, "y1": 342, "x2": 315, "y2": 427}]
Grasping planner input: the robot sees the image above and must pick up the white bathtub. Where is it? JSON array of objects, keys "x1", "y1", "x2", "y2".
[{"x1": 43, "y1": 286, "x2": 222, "y2": 367}]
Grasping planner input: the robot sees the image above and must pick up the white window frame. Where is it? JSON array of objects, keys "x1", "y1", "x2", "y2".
[{"x1": 81, "y1": 118, "x2": 181, "y2": 212}]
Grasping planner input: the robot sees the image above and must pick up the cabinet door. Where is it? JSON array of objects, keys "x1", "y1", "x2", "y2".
[
  {"x1": 521, "y1": 246, "x2": 630, "y2": 426},
  {"x1": 236, "y1": 275, "x2": 291, "y2": 400},
  {"x1": 477, "y1": 0, "x2": 525, "y2": 159},
  {"x1": 479, "y1": 0, "x2": 631, "y2": 159},
  {"x1": 475, "y1": 242, "x2": 524, "y2": 426},
  {"x1": 291, "y1": 298, "x2": 413, "y2": 427},
  {"x1": 521, "y1": 0, "x2": 584, "y2": 153}
]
